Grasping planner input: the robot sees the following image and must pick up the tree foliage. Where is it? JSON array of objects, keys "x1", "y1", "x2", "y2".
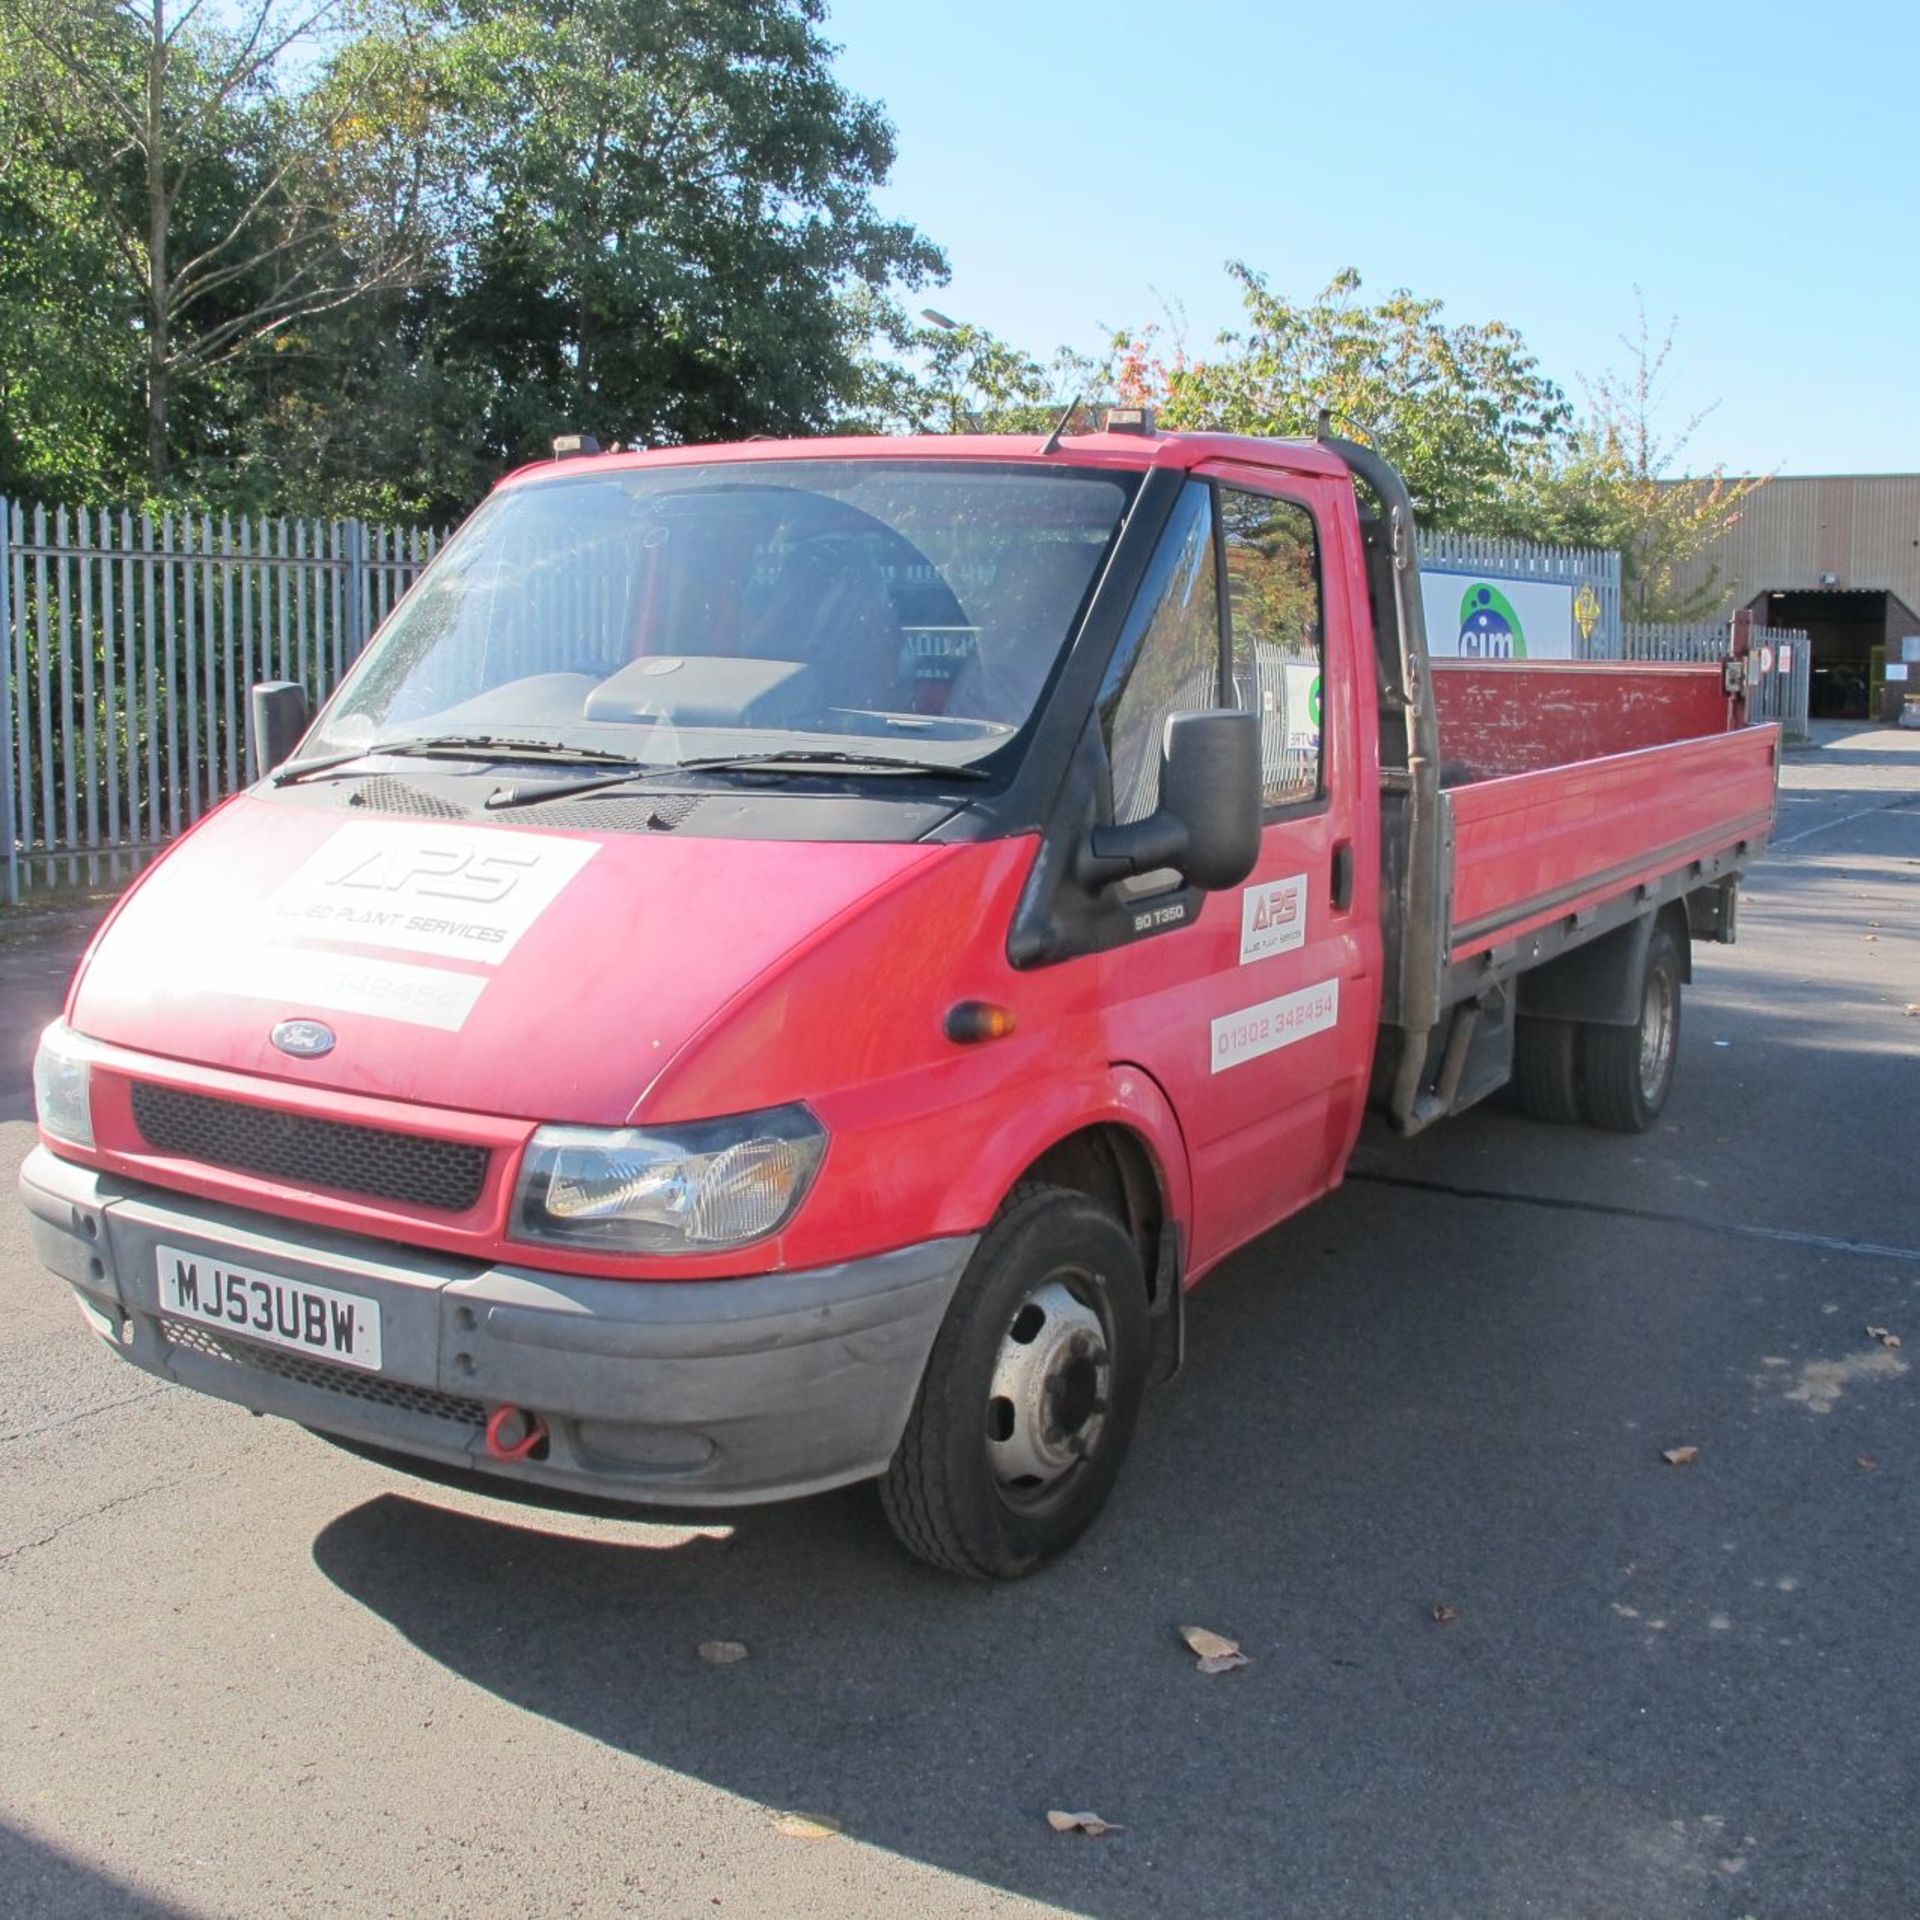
[
  {"x1": 0, "y1": 88, "x2": 146, "y2": 499},
  {"x1": 424, "y1": 0, "x2": 941, "y2": 463},
  {"x1": 1488, "y1": 301, "x2": 1766, "y2": 621},
  {"x1": 1105, "y1": 264, "x2": 1572, "y2": 530},
  {"x1": 0, "y1": 0, "x2": 943, "y2": 516},
  {"x1": 0, "y1": 20, "x2": 1767, "y2": 604},
  {"x1": 846, "y1": 307, "x2": 1080, "y2": 435},
  {"x1": 1, "y1": 0, "x2": 432, "y2": 491}
]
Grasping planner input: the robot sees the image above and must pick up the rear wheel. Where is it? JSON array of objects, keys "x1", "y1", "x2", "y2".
[
  {"x1": 1580, "y1": 925, "x2": 1683, "y2": 1133},
  {"x1": 1511, "y1": 1016, "x2": 1584, "y2": 1123},
  {"x1": 880, "y1": 1185, "x2": 1150, "y2": 1579}
]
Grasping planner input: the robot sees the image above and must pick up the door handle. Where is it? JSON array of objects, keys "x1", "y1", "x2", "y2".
[{"x1": 1330, "y1": 840, "x2": 1355, "y2": 911}]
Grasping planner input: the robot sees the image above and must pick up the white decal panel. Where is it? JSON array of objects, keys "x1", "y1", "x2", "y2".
[
  {"x1": 1211, "y1": 978, "x2": 1340, "y2": 1074},
  {"x1": 1239, "y1": 874, "x2": 1308, "y2": 963},
  {"x1": 200, "y1": 947, "x2": 488, "y2": 1032},
  {"x1": 270, "y1": 822, "x2": 598, "y2": 965}
]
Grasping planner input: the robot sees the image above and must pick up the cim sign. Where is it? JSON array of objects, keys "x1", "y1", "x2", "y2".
[{"x1": 1420, "y1": 572, "x2": 1576, "y2": 660}]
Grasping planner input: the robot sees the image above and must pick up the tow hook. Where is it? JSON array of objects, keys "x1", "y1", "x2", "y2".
[{"x1": 485, "y1": 1404, "x2": 550, "y2": 1463}]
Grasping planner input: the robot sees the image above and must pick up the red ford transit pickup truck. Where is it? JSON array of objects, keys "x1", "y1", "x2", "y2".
[{"x1": 22, "y1": 425, "x2": 1778, "y2": 1576}]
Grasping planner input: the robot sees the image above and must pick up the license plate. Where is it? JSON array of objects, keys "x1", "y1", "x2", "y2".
[{"x1": 155, "y1": 1244, "x2": 382, "y2": 1372}]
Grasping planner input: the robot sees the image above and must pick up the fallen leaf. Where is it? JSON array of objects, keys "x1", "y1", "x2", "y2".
[
  {"x1": 1430, "y1": 1603, "x2": 1460, "y2": 1624},
  {"x1": 1903, "y1": 1004, "x2": 1918, "y2": 1017},
  {"x1": 698, "y1": 1640, "x2": 748, "y2": 1666},
  {"x1": 1865, "y1": 1326, "x2": 1903, "y2": 1348},
  {"x1": 1178, "y1": 1625, "x2": 1250, "y2": 1672},
  {"x1": 1859, "y1": 1454, "x2": 1879, "y2": 1471},
  {"x1": 1179, "y1": 1625, "x2": 1237, "y2": 1659},
  {"x1": 772, "y1": 1812, "x2": 841, "y2": 1840},
  {"x1": 1047, "y1": 1810, "x2": 1124, "y2": 1836},
  {"x1": 1662, "y1": 1446, "x2": 1700, "y2": 1467}
]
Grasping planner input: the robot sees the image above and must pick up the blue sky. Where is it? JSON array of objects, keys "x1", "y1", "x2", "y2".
[{"x1": 825, "y1": 0, "x2": 1915, "y2": 477}]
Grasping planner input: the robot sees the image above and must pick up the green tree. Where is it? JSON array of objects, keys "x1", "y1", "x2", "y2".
[
  {"x1": 1110, "y1": 263, "x2": 1571, "y2": 530},
  {"x1": 0, "y1": 0, "x2": 430, "y2": 492},
  {"x1": 845, "y1": 306, "x2": 1084, "y2": 435},
  {"x1": 0, "y1": 0, "x2": 942, "y2": 515},
  {"x1": 411, "y1": 0, "x2": 943, "y2": 467},
  {"x1": 1491, "y1": 301, "x2": 1766, "y2": 621},
  {"x1": 0, "y1": 81, "x2": 146, "y2": 500}
]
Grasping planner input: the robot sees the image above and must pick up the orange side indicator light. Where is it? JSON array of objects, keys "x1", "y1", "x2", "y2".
[{"x1": 944, "y1": 1001, "x2": 1017, "y2": 1044}]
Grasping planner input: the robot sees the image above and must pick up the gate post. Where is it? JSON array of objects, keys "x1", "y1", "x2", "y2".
[
  {"x1": 1728, "y1": 606, "x2": 1754, "y2": 728},
  {"x1": 0, "y1": 499, "x2": 17, "y2": 905},
  {"x1": 344, "y1": 519, "x2": 368, "y2": 663}
]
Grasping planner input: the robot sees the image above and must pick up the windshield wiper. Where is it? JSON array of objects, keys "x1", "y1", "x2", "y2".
[
  {"x1": 483, "y1": 748, "x2": 993, "y2": 810},
  {"x1": 671, "y1": 749, "x2": 993, "y2": 780},
  {"x1": 273, "y1": 735, "x2": 647, "y2": 789}
]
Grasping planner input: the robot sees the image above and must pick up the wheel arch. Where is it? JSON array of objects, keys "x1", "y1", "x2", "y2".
[
  {"x1": 1516, "y1": 900, "x2": 1691, "y2": 1027},
  {"x1": 1023, "y1": 1121, "x2": 1178, "y2": 1308},
  {"x1": 1657, "y1": 897, "x2": 1695, "y2": 984}
]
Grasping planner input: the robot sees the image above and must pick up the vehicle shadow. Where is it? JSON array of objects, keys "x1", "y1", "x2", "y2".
[
  {"x1": 0, "y1": 1818, "x2": 190, "y2": 1919},
  {"x1": 307, "y1": 1167, "x2": 1814, "y2": 1920}
]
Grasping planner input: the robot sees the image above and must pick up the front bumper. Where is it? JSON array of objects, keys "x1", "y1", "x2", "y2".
[{"x1": 21, "y1": 1145, "x2": 975, "y2": 1508}]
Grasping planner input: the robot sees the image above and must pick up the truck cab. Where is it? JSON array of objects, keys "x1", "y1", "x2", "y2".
[{"x1": 22, "y1": 426, "x2": 1777, "y2": 1576}]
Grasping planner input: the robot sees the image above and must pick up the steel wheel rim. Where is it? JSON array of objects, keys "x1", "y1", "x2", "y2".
[
  {"x1": 1638, "y1": 968, "x2": 1676, "y2": 1102},
  {"x1": 985, "y1": 1272, "x2": 1113, "y2": 1510}
]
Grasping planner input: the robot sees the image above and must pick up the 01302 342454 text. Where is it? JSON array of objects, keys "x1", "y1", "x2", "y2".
[{"x1": 1211, "y1": 979, "x2": 1341, "y2": 1073}]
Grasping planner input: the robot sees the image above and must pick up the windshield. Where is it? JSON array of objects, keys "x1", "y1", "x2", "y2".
[{"x1": 306, "y1": 460, "x2": 1138, "y2": 774}]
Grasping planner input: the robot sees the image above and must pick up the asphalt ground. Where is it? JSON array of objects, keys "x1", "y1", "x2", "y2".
[{"x1": 2, "y1": 727, "x2": 1916, "y2": 1919}]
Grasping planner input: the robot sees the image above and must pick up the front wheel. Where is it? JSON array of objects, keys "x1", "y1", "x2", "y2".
[
  {"x1": 1580, "y1": 924, "x2": 1684, "y2": 1132},
  {"x1": 880, "y1": 1185, "x2": 1150, "y2": 1579}
]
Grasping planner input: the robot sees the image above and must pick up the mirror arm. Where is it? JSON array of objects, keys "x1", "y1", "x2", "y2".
[{"x1": 1080, "y1": 813, "x2": 1190, "y2": 889}]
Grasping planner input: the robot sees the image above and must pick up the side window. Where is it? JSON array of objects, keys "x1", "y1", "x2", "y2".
[
  {"x1": 1221, "y1": 488, "x2": 1325, "y2": 808},
  {"x1": 1098, "y1": 482, "x2": 1221, "y2": 824}
]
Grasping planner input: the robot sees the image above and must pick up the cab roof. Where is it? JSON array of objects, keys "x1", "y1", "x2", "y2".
[{"x1": 496, "y1": 429, "x2": 1353, "y2": 493}]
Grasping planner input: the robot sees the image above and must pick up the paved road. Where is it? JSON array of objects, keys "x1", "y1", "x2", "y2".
[{"x1": 3, "y1": 730, "x2": 1916, "y2": 1919}]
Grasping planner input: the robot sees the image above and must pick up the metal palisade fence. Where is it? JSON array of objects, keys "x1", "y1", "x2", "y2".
[
  {"x1": 1622, "y1": 619, "x2": 1811, "y2": 743},
  {"x1": 1, "y1": 501, "x2": 439, "y2": 903}
]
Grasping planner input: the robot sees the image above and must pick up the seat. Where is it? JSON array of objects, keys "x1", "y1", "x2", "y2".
[
  {"x1": 945, "y1": 540, "x2": 1103, "y2": 727},
  {"x1": 742, "y1": 539, "x2": 906, "y2": 716}
]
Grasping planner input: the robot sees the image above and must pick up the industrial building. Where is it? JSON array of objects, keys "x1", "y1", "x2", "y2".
[{"x1": 1666, "y1": 474, "x2": 1920, "y2": 718}]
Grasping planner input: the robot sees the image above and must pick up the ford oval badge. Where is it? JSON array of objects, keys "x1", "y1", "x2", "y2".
[{"x1": 271, "y1": 1018, "x2": 336, "y2": 1059}]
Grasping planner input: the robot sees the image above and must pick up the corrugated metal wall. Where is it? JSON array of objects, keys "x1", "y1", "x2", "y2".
[{"x1": 1667, "y1": 475, "x2": 1920, "y2": 616}]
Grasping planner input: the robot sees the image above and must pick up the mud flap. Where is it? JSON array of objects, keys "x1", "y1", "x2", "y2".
[{"x1": 1148, "y1": 1223, "x2": 1185, "y2": 1385}]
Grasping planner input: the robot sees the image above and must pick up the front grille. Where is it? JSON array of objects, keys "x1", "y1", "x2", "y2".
[
  {"x1": 160, "y1": 1318, "x2": 488, "y2": 1426},
  {"x1": 131, "y1": 1082, "x2": 488, "y2": 1213}
]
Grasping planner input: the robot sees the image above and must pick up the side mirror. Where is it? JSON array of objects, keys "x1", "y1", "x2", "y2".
[
  {"x1": 1084, "y1": 708, "x2": 1262, "y2": 893},
  {"x1": 250, "y1": 681, "x2": 312, "y2": 780}
]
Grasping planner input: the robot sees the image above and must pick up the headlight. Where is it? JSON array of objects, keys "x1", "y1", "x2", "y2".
[
  {"x1": 512, "y1": 1105, "x2": 827, "y2": 1254},
  {"x1": 33, "y1": 1022, "x2": 98, "y2": 1150}
]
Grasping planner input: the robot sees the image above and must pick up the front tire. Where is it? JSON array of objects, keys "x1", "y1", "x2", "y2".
[
  {"x1": 1580, "y1": 924, "x2": 1683, "y2": 1132},
  {"x1": 880, "y1": 1185, "x2": 1150, "y2": 1579}
]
